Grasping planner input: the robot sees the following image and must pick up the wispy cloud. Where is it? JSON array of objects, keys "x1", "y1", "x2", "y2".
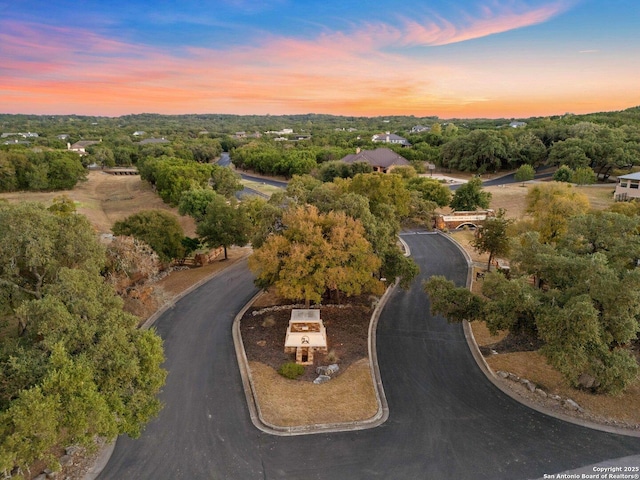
[
  {"x1": 395, "y1": 1, "x2": 575, "y2": 46},
  {"x1": 2, "y1": 0, "x2": 633, "y2": 118},
  {"x1": 579, "y1": 49, "x2": 599, "y2": 54}
]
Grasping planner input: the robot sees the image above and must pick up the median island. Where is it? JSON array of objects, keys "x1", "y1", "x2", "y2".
[{"x1": 239, "y1": 290, "x2": 380, "y2": 428}]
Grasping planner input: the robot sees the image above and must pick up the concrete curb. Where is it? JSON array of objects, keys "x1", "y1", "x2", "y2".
[
  {"x1": 140, "y1": 251, "x2": 251, "y2": 332},
  {"x1": 441, "y1": 232, "x2": 640, "y2": 438},
  {"x1": 233, "y1": 283, "x2": 396, "y2": 436},
  {"x1": 82, "y1": 251, "x2": 251, "y2": 480}
]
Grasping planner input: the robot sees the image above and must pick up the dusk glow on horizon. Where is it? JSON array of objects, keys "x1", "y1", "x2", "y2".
[{"x1": 1, "y1": 0, "x2": 639, "y2": 119}]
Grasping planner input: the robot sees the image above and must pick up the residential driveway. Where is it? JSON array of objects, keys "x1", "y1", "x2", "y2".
[{"x1": 97, "y1": 233, "x2": 640, "y2": 480}]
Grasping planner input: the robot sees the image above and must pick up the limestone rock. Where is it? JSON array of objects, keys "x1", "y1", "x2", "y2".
[
  {"x1": 564, "y1": 399, "x2": 582, "y2": 411},
  {"x1": 578, "y1": 373, "x2": 600, "y2": 390},
  {"x1": 65, "y1": 446, "x2": 81, "y2": 456},
  {"x1": 535, "y1": 388, "x2": 547, "y2": 398},
  {"x1": 316, "y1": 364, "x2": 340, "y2": 376},
  {"x1": 313, "y1": 375, "x2": 331, "y2": 384}
]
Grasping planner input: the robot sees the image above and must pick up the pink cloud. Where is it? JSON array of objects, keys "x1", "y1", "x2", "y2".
[
  {"x1": 400, "y1": 1, "x2": 574, "y2": 46},
  {"x1": 1, "y1": 1, "x2": 638, "y2": 119}
]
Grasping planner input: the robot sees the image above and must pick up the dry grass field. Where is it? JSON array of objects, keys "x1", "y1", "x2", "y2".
[
  {"x1": 249, "y1": 359, "x2": 378, "y2": 426},
  {"x1": 0, "y1": 171, "x2": 196, "y2": 236}
]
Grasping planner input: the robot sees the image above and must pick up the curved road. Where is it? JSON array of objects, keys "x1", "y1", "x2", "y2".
[{"x1": 98, "y1": 233, "x2": 640, "y2": 480}]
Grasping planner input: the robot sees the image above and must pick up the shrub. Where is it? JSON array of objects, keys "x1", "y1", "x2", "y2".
[
  {"x1": 261, "y1": 315, "x2": 276, "y2": 328},
  {"x1": 325, "y1": 349, "x2": 340, "y2": 364},
  {"x1": 278, "y1": 362, "x2": 305, "y2": 380}
]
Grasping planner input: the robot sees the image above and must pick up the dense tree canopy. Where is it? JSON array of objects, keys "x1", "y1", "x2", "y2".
[
  {"x1": 196, "y1": 193, "x2": 250, "y2": 259},
  {"x1": 249, "y1": 205, "x2": 384, "y2": 306},
  {"x1": 0, "y1": 150, "x2": 86, "y2": 193},
  {"x1": 449, "y1": 177, "x2": 491, "y2": 211},
  {"x1": 112, "y1": 210, "x2": 186, "y2": 262},
  {"x1": 0, "y1": 202, "x2": 166, "y2": 475},
  {"x1": 425, "y1": 207, "x2": 640, "y2": 394}
]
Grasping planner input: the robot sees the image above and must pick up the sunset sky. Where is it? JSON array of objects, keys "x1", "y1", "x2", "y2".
[{"x1": 1, "y1": 0, "x2": 639, "y2": 118}]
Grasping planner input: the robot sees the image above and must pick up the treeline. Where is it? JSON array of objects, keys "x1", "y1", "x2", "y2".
[
  {"x1": 2, "y1": 107, "x2": 640, "y2": 186},
  {"x1": 0, "y1": 150, "x2": 86, "y2": 192}
]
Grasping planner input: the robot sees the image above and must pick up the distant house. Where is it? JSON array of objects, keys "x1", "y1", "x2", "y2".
[
  {"x1": 132, "y1": 131, "x2": 146, "y2": 136},
  {"x1": 265, "y1": 128, "x2": 293, "y2": 135},
  {"x1": 372, "y1": 132, "x2": 411, "y2": 147},
  {"x1": 614, "y1": 172, "x2": 640, "y2": 201},
  {"x1": 68, "y1": 140, "x2": 100, "y2": 154},
  {"x1": 138, "y1": 137, "x2": 169, "y2": 145},
  {"x1": 233, "y1": 131, "x2": 261, "y2": 139},
  {"x1": 411, "y1": 125, "x2": 431, "y2": 133},
  {"x1": 340, "y1": 147, "x2": 410, "y2": 173},
  {"x1": 57, "y1": 134, "x2": 70, "y2": 140},
  {"x1": 2, "y1": 139, "x2": 31, "y2": 146},
  {"x1": 2, "y1": 132, "x2": 39, "y2": 139},
  {"x1": 509, "y1": 121, "x2": 527, "y2": 128}
]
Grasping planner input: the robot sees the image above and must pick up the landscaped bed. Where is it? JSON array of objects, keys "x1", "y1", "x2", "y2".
[{"x1": 240, "y1": 293, "x2": 380, "y2": 426}]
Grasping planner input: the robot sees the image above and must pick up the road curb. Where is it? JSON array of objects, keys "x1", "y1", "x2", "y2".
[
  {"x1": 441, "y1": 232, "x2": 640, "y2": 438},
  {"x1": 232, "y1": 283, "x2": 396, "y2": 436},
  {"x1": 82, "y1": 251, "x2": 252, "y2": 480}
]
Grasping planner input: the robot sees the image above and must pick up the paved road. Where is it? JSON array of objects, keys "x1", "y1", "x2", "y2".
[
  {"x1": 217, "y1": 152, "x2": 287, "y2": 198},
  {"x1": 98, "y1": 234, "x2": 640, "y2": 480}
]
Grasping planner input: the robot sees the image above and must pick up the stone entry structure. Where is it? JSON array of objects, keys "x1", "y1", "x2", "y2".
[{"x1": 284, "y1": 309, "x2": 328, "y2": 365}]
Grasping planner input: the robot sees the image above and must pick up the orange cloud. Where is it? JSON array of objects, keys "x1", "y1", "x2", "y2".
[{"x1": 1, "y1": 1, "x2": 638, "y2": 119}]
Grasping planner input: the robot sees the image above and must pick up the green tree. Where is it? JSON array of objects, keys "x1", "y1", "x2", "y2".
[
  {"x1": 178, "y1": 186, "x2": 218, "y2": 222},
  {"x1": 0, "y1": 153, "x2": 17, "y2": 192},
  {"x1": 423, "y1": 275, "x2": 486, "y2": 323},
  {"x1": 571, "y1": 166, "x2": 596, "y2": 185},
  {"x1": 552, "y1": 165, "x2": 573, "y2": 183},
  {"x1": 210, "y1": 164, "x2": 242, "y2": 197},
  {"x1": 471, "y1": 210, "x2": 513, "y2": 271},
  {"x1": 112, "y1": 210, "x2": 186, "y2": 262},
  {"x1": 0, "y1": 202, "x2": 104, "y2": 304},
  {"x1": 338, "y1": 172, "x2": 411, "y2": 218},
  {"x1": 525, "y1": 183, "x2": 590, "y2": 243},
  {"x1": 151, "y1": 158, "x2": 214, "y2": 205},
  {"x1": 0, "y1": 204, "x2": 166, "y2": 475},
  {"x1": 449, "y1": 177, "x2": 491, "y2": 211},
  {"x1": 514, "y1": 164, "x2": 535, "y2": 186},
  {"x1": 196, "y1": 193, "x2": 250, "y2": 259},
  {"x1": 440, "y1": 130, "x2": 512, "y2": 173},
  {"x1": 88, "y1": 145, "x2": 115, "y2": 168},
  {"x1": 406, "y1": 177, "x2": 451, "y2": 207},
  {"x1": 513, "y1": 131, "x2": 547, "y2": 167}
]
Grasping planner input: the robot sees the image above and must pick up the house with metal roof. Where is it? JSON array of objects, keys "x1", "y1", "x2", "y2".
[
  {"x1": 614, "y1": 172, "x2": 640, "y2": 201},
  {"x1": 340, "y1": 147, "x2": 411, "y2": 173}
]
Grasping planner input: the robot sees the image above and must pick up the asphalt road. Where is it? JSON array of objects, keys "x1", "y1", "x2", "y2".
[
  {"x1": 98, "y1": 234, "x2": 640, "y2": 480},
  {"x1": 217, "y1": 152, "x2": 287, "y2": 198}
]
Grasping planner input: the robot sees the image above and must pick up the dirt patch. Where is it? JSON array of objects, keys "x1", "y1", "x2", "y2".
[{"x1": 241, "y1": 295, "x2": 373, "y2": 382}]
